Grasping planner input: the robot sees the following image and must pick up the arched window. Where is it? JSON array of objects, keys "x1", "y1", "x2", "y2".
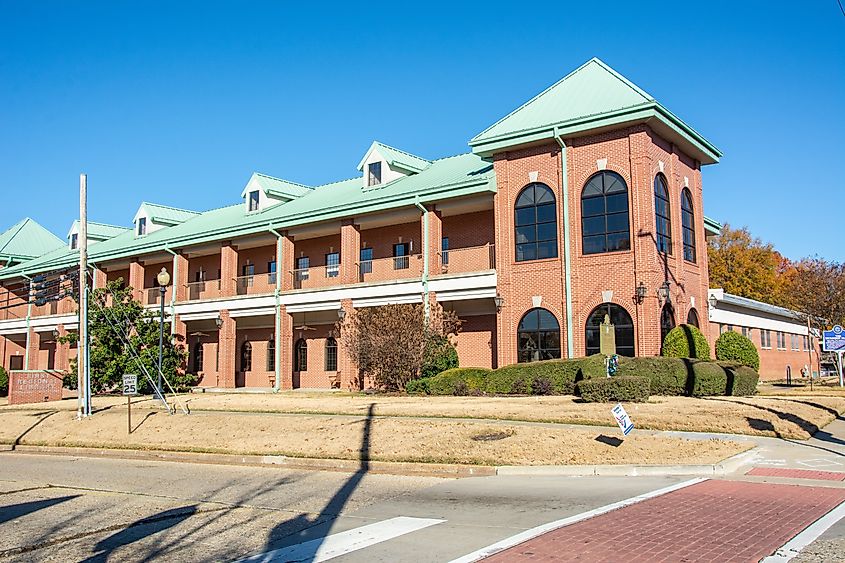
[
  {"x1": 654, "y1": 174, "x2": 672, "y2": 254},
  {"x1": 661, "y1": 304, "x2": 676, "y2": 346},
  {"x1": 582, "y1": 171, "x2": 630, "y2": 255},
  {"x1": 686, "y1": 308, "x2": 700, "y2": 328},
  {"x1": 240, "y1": 341, "x2": 252, "y2": 372},
  {"x1": 266, "y1": 337, "x2": 275, "y2": 372},
  {"x1": 325, "y1": 337, "x2": 338, "y2": 372},
  {"x1": 514, "y1": 183, "x2": 557, "y2": 262},
  {"x1": 192, "y1": 342, "x2": 203, "y2": 373},
  {"x1": 585, "y1": 304, "x2": 635, "y2": 357},
  {"x1": 295, "y1": 338, "x2": 307, "y2": 372},
  {"x1": 517, "y1": 308, "x2": 560, "y2": 362},
  {"x1": 681, "y1": 188, "x2": 696, "y2": 263}
]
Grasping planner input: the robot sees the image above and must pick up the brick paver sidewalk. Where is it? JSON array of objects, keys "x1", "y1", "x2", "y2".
[
  {"x1": 746, "y1": 467, "x2": 845, "y2": 481},
  {"x1": 483, "y1": 480, "x2": 845, "y2": 562}
]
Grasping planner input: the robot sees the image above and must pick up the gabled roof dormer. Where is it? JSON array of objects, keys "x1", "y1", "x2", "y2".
[
  {"x1": 133, "y1": 202, "x2": 199, "y2": 238},
  {"x1": 241, "y1": 173, "x2": 313, "y2": 214},
  {"x1": 0, "y1": 218, "x2": 63, "y2": 266},
  {"x1": 67, "y1": 220, "x2": 129, "y2": 249},
  {"x1": 357, "y1": 141, "x2": 430, "y2": 189}
]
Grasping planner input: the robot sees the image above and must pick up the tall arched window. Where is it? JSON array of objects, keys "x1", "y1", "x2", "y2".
[
  {"x1": 654, "y1": 174, "x2": 672, "y2": 254},
  {"x1": 294, "y1": 338, "x2": 307, "y2": 372},
  {"x1": 661, "y1": 304, "x2": 676, "y2": 345},
  {"x1": 681, "y1": 188, "x2": 696, "y2": 263},
  {"x1": 240, "y1": 341, "x2": 252, "y2": 372},
  {"x1": 686, "y1": 308, "x2": 700, "y2": 328},
  {"x1": 192, "y1": 342, "x2": 204, "y2": 373},
  {"x1": 582, "y1": 171, "x2": 630, "y2": 255},
  {"x1": 585, "y1": 304, "x2": 635, "y2": 357},
  {"x1": 514, "y1": 183, "x2": 557, "y2": 262},
  {"x1": 517, "y1": 308, "x2": 560, "y2": 362},
  {"x1": 325, "y1": 337, "x2": 338, "y2": 372},
  {"x1": 266, "y1": 337, "x2": 275, "y2": 372}
]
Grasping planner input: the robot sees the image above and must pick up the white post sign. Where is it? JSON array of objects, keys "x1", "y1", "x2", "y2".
[
  {"x1": 611, "y1": 403, "x2": 634, "y2": 436},
  {"x1": 122, "y1": 374, "x2": 138, "y2": 396}
]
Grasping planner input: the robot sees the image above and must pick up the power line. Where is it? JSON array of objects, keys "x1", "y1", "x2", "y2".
[{"x1": 839, "y1": 0, "x2": 845, "y2": 17}]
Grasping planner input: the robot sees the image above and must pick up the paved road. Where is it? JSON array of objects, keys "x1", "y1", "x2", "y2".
[{"x1": 2, "y1": 417, "x2": 844, "y2": 562}]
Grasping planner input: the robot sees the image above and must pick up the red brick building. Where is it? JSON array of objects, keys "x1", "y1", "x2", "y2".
[{"x1": 0, "y1": 58, "x2": 736, "y2": 389}]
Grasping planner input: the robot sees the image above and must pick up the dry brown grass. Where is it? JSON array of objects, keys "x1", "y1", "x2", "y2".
[{"x1": 0, "y1": 407, "x2": 746, "y2": 467}]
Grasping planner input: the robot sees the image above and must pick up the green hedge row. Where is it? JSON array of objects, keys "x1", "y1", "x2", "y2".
[
  {"x1": 577, "y1": 376, "x2": 650, "y2": 403},
  {"x1": 407, "y1": 354, "x2": 759, "y2": 401},
  {"x1": 0, "y1": 366, "x2": 7, "y2": 397}
]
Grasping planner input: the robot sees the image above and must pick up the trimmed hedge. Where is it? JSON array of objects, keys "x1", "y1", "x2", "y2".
[
  {"x1": 420, "y1": 368, "x2": 491, "y2": 396},
  {"x1": 715, "y1": 331, "x2": 760, "y2": 370},
  {"x1": 0, "y1": 366, "x2": 6, "y2": 397},
  {"x1": 662, "y1": 324, "x2": 711, "y2": 360},
  {"x1": 689, "y1": 360, "x2": 727, "y2": 397},
  {"x1": 616, "y1": 357, "x2": 688, "y2": 396},
  {"x1": 577, "y1": 376, "x2": 650, "y2": 403},
  {"x1": 720, "y1": 362, "x2": 759, "y2": 396}
]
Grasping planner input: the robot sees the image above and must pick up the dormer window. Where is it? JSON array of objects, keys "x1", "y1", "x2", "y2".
[
  {"x1": 70, "y1": 234, "x2": 78, "y2": 250},
  {"x1": 248, "y1": 190, "x2": 260, "y2": 212},
  {"x1": 137, "y1": 217, "x2": 147, "y2": 236},
  {"x1": 368, "y1": 162, "x2": 382, "y2": 186}
]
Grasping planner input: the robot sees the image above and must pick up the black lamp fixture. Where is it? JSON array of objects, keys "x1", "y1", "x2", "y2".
[
  {"x1": 657, "y1": 281, "x2": 671, "y2": 304},
  {"x1": 215, "y1": 315, "x2": 224, "y2": 329},
  {"x1": 708, "y1": 293, "x2": 718, "y2": 310},
  {"x1": 51, "y1": 328, "x2": 59, "y2": 340},
  {"x1": 337, "y1": 308, "x2": 346, "y2": 321},
  {"x1": 494, "y1": 294, "x2": 504, "y2": 313},
  {"x1": 634, "y1": 282, "x2": 647, "y2": 304}
]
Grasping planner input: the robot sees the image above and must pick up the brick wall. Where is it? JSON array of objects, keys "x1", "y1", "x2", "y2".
[
  {"x1": 8, "y1": 370, "x2": 63, "y2": 405},
  {"x1": 455, "y1": 314, "x2": 496, "y2": 369}
]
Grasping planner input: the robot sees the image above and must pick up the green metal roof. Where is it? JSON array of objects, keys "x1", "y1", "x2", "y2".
[
  {"x1": 241, "y1": 172, "x2": 313, "y2": 200},
  {"x1": 357, "y1": 141, "x2": 431, "y2": 173},
  {"x1": 703, "y1": 215, "x2": 722, "y2": 237},
  {"x1": 138, "y1": 202, "x2": 200, "y2": 225},
  {"x1": 0, "y1": 152, "x2": 495, "y2": 280},
  {"x1": 470, "y1": 58, "x2": 721, "y2": 164},
  {"x1": 0, "y1": 218, "x2": 64, "y2": 263},
  {"x1": 67, "y1": 220, "x2": 130, "y2": 241}
]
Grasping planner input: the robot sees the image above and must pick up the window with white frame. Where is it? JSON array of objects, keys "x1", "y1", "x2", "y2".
[
  {"x1": 777, "y1": 331, "x2": 786, "y2": 350},
  {"x1": 761, "y1": 330, "x2": 772, "y2": 349},
  {"x1": 137, "y1": 217, "x2": 147, "y2": 236},
  {"x1": 248, "y1": 190, "x2": 260, "y2": 212},
  {"x1": 325, "y1": 252, "x2": 340, "y2": 278},
  {"x1": 368, "y1": 162, "x2": 382, "y2": 186}
]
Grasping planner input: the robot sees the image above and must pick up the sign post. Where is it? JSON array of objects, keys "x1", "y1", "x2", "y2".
[
  {"x1": 822, "y1": 325, "x2": 845, "y2": 387},
  {"x1": 122, "y1": 374, "x2": 138, "y2": 434}
]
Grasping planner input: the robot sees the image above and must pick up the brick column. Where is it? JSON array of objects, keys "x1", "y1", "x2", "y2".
[
  {"x1": 55, "y1": 324, "x2": 69, "y2": 372},
  {"x1": 337, "y1": 298, "x2": 358, "y2": 390},
  {"x1": 340, "y1": 220, "x2": 360, "y2": 284},
  {"x1": 172, "y1": 254, "x2": 189, "y2": 302},
  {"x1": 220, "y1": 244, "x2": 238, "y2": 297},
  {"x1": 279, "y1": 234, "x2": 295, "y2": 291},
  {"x1": 424, "y1": 206, "x2": 443, "y2": 276},
  {"x1": 92, "y1": 268, "x2": 108, "y2": 290},
  {"x1": 277, "y1": 305, "x2": 293, "y2": 389},
  {"x1": 129, "y1": 260, "x2": 145, "y2": 302},
  {"x1": 217, "y1": 310, "x2": 236, "y2": 388},
  {"x1": 171, "y1": 313, "x2": 187, "y2": 348},
  {"x1": 25, "y1": 328, "x2": 40, "y2": 370}
]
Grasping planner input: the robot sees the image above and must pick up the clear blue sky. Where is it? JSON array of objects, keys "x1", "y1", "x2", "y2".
[{"x1": 2, "y1": 1, "x2": 843, "y2": 261}]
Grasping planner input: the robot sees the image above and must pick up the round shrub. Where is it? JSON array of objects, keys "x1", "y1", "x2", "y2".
[
  {"x1": 689, "y1": 361, "x2": 727, "y2": 397},
  {"x1": 0, "y1": 366, "x2": 7, "y2": 397},
  {"x1": 662, "y1": 324, "x2": 711, "y2": 360},
  {"x1": 715, "y1": 331, "x2": 760, "y2": 370},
  {"x1": 616, "y1": 356, "x2": 688, "y2": 396},
  {"x1": 719, "y1": 362, "x2": 760, "y2": 396},
  {"x1": 425, "y1": 368, "x2": 491, "y2": 395}
]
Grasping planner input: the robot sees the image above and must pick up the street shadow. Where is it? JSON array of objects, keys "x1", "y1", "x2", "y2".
[
  {"x1": 80, "y1": 505, "x2": 199, "y2": 563},
  {"x1": 707, "y1": 397, "x2": 821, "y2": 437},
  {"x1": 0, "y1": 495, "x2": 81, "y2": 526},
  {"x1": 12, "y1": 410, "x2": 59, "y2": 449},
  {"x1": 131, "y1": 411, "x2": 156, "y2": 433},
  {"x1": 746, "y1": 417, "x2": 778, "y2": 436},
  {"x1": 595, "y1": 435, "x2": 623, "y2": 447},
  {"x1": 258, "y1": 403, "x2": 375, "y2": 560}
]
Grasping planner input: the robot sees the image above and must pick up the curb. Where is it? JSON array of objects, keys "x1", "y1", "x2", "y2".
[
  {"x1": 497, "y1": 448, "x2": 759, "y2": 477},
  {"x1": 3, "y1": 444, "x2": 759, "y2": 479},
  {"x1": 6, "y1": 445, "x2": 496, "y2": 478}
]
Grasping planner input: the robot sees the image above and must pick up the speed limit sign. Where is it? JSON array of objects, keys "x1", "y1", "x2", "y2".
[{"x1": 122, "y1": 374, "x2": 138, "y2": 396}]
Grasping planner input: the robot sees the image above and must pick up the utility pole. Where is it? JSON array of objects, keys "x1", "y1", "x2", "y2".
[{"x1": 78, "y1": 173, "x2": 90, "y2": 417}]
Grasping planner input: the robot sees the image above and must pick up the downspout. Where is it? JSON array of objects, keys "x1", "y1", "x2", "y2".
[
  {"x1": 554, "y1": 128, "x2": 575, "y2": 359},
  {"x1": 268, "y1": 227, "x2": 283, "y2": 392},
  {"x1": 164, "y1": 247, "x2": 178, "y2": 335},
  {"x1": 22, "y1": 274, "x2": 32, "y2": 370},
  {"x1": 414, "y1": 196, "x2": 430, "y2": 322}
]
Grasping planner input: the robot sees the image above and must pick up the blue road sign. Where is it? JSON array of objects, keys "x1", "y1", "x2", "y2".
[{"x1": 823, "y1": 325, "x2": 845, "y2": 352}]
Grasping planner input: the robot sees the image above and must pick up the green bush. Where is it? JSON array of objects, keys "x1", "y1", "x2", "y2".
[
  {"x1": 425, "y1": 368, "x2": 491, "y2": 395},
  {"x1": 662, "y1": 324, "x2": 711, "y2": 359},
  {"x1": 405, "y1": 378, "x2": 430, "y2": 394},
  {"x1": 577, "y1": 376, "x2": 650, "y2": 403},
  {"x1": 421, "y1": 336, "x2": 460, "y2": 378},
  {"x1": 689, "y1": 361, "x2": 727, "y2": 397},
  {"x1": 616, "y1": 356, "x2": 688, "y2": 396},
  {"x1": 715, "y1": 331, "x2": 760, "y2": 370},
  {"x1": 720, "y1": 362, "x2": 759, "y2": 396},
  {"x1": 490, "y1": 359, "x2": 583, "y2": 395},
  {"x1": 0, "y1": 366, "x2": 7, "y2": 397},
  {"x1": 573, "y1": 354, "x2": 611, "y2": 381}
]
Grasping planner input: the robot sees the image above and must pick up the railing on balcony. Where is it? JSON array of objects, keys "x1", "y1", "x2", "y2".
[
  {"x1": 438, "y1": 243, "x2": 496, "y2": 274},
  {"x1": 357, "y1": 254, "x2": 423, "y2": 283},
  {"x1": 145, "y1": 287, "x2": 172, "y2": 306},
  {"x1": 235, "y1": 274, "x2": 275, "y2": 296},
  {"x1": 291, "y1": 265, "x2": 341, "y2": 290},
  {"x1": 186, "y1": 279, "x2": 221, "y2": 301}
]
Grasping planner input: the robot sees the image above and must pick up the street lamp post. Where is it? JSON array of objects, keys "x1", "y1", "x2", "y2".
[{"x1": 157, "y1": 267, "x2": 171, "y2": 397}]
